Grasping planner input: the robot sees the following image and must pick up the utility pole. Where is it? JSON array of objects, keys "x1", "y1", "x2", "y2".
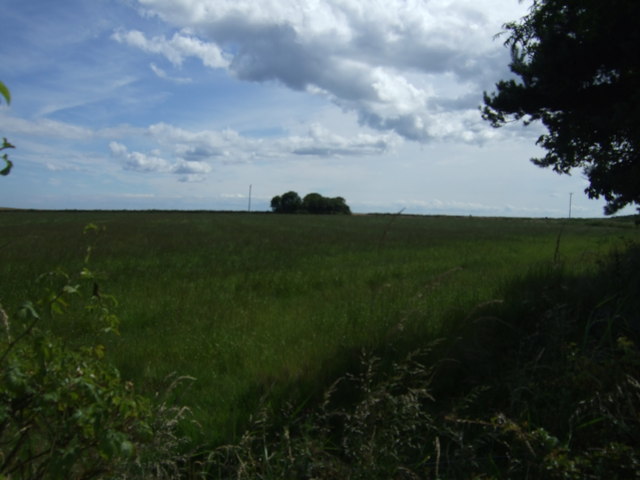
[
  {"x1": 568, "y1": 192, "x2": 573, "y2": 218},
  {"x1": 248, "y1": 184, "x2": 252, "y2": 212}
]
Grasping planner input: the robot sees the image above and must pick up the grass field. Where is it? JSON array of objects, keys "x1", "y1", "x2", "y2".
[{"x1": 0, "y1": 210, "x2": 638, "y2": 446}]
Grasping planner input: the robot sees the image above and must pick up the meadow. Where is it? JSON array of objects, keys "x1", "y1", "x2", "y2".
[{"x1": 0, "y1": 210, "x2": 638, "y2": 449}]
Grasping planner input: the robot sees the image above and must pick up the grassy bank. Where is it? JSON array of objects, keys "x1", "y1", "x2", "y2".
[{"x1": 0, "y1": 211, "x2": 637, "y2": 447}]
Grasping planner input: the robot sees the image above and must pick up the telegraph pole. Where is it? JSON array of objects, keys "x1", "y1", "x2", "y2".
[
  {"x1": 248, "y1": 184, "x2": 252, "y2": 212},
  {"x1": 568, "y1": 192, "x2": 573, "y2": 218}
]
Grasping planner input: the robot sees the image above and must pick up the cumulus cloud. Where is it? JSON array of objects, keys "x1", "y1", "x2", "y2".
[
  {"x1": 116, "y1": 0, "x2": 527, "y2": 142},
  {"x1": 171, "y1": 160, "x2": 211, "y2": 182},
  {"x1": 109, "y1": 140, "x2": 214, "y2": 182},
  {"x1": 112, "y1": 29, "x2": 229, "y2": 68},
  {"x1": 108, "y1": 139, "x2": 219, "y2": 185},
  {"x1": 107, "y1": 120, "x2": 398, "y2": 182},
  {"x1": 111, "y1": 140, "x2": 216, "y2": 182},
  {"x1": 288, "y1": 124, "x2": 398, "y2": 156},
  {"x1": 147, "y1": 121, "x2": 399, "y2": 162},
  {"x1": 172, "y1": 159, "x2": 212, "y2": 174},
  {"x1": 109, "y1": 141, "x2": 173, "y2": 172}
]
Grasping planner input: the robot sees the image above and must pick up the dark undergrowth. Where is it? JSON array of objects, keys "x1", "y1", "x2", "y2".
[{"x1": 195, "y1": 242, "x2": 640, "y2": 479}]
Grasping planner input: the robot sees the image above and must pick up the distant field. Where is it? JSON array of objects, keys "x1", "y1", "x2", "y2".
[{"x1": 0, "y1": 211, "x2": 637, "y2": 444}]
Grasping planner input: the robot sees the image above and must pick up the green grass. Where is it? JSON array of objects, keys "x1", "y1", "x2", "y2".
[
  {"x1": 210, "y1": 244, "x2": 640, "y2": 478},
  {"x1": 0, "y1": 211, "x2": 638, "y2": 446}
]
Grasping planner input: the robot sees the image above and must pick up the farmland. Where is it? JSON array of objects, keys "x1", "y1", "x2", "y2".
[{"x1": 0, "y1": 210, "x2": 638, "y2": 451}]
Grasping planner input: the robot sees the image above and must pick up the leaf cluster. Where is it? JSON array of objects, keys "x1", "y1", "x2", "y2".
[
  {"x1": 0, "y1": 279, "x2": 151, "y2": 478},
  {"x1": 0, "y1": 81, "x2": 14, "y2": 176},
  {"x1": 0, "y1": 322, "x2": 151, "y2": 479}
]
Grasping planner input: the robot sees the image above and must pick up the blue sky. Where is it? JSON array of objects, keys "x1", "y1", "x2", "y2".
[{"x1": 0, "y1": 0, "x2": 632, "y2": 216}]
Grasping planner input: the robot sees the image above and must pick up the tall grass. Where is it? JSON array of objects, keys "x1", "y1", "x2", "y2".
[
  {"x1": 0, "y1": 211, "x2": 637, "y2": 447},
  {"x1": 205, "y1": 241, "x2": 640, "y2": 479}
]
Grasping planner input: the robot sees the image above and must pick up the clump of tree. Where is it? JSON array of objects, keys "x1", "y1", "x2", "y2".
[
  {"x1": 271, "y1": 191, "x2": 351, "y2": 214},
  {"x1": 482, "y1": 0, "x2": 640, "y2": 214},
  {"x1": 270, "y1": 191, "x2": 302, "y2": 214}
]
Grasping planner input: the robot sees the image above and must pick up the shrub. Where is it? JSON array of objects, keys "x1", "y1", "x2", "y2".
[{"x1": 0, "y1": 227, "x2": 194, "y2": 479}]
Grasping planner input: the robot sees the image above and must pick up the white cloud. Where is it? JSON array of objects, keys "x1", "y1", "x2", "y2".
[
  {"x1": 108, "y1": 120, "x2": 398, "y2": 182},
  {"x1": 109, "y1": 141, "x2": 172, "y2": 173},
  {"x1": 287, "y1": 123, "x2": 399, "y2": 156},
  {"x1": 120, "y1": 0, "x2": 528, "y2": 142},
  {"x1": 147, "y1": 121, "x2": 399, "y2": 163},
  {"x1": 109, "y1": 142, "x2": 212, "y2": 182},
  {"x1": 177, "y1": 174, "x2": 207, "y2": 183},
  {"x1": 1, "y1": 103, "x2": 398, "y2": 181},
  {"x1": 171, "y1": 159, "x2": 212, "y2": 174},
  {"x1": 149, "y1": 63, "x2": 192, "y2": 83},
  {"x1": 108, "y1": 141, "x2": 128, "y2": 157},
  {"x1": 112, "y1": 29, "x2": 229, "y2": 68}
]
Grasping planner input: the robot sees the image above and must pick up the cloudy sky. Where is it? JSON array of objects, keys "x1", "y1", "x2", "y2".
[{"x1": 0, "y1": 0, "x2": 631, "y2": 216}]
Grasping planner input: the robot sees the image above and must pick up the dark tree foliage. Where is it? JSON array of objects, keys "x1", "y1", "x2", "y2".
[
  {"x1": 270, "y1": 191, "x2": 302, "y2": 213},
  {"x1": 270, "y1": 195, "x2": 282, "y2": 212},
  {"x1": 271, "y1": 191, "x2": 351, "y2": 214},
  {"x1": 482, "y1": 0, "x2": 640, "y2": 214},
  {"x1": 329, "y1": 196, "x2": 351, "y2": 215},
  {"x1": 301, "y1": 192, "x2": 326, "y2": 213},
  {"x1": 302, "y1": 193, "x2": 351, "y2": 214}
]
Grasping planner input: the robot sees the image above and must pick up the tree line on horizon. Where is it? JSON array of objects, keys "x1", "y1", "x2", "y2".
[{"x1": 270, "y1": 191, "x2": 351, "y2": 214}]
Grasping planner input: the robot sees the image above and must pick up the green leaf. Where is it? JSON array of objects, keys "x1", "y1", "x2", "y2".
[
  {"x1": 1, "y1": 139, "x2": 16, "y2": 176},
  {"x1": 94, "y1": 344, "x2": 105, "y2": 359},
  {"x1": 120, "y1": 439, "x2": 134, "y2": 458},
  {"x1": 0, "y1": 81, "x2": 10, "y2": 105},
  {"x1": 63, "y1": 284, "x2": 80, "y2": 295},
  {"x1": 18, "y1": 301, "x2": 40, "y2": 320},
  {"x1": 0, "y1": 154, "x2": 12, "y2": 176},
  {"x1": 80, "y1": 267, "x2": 94, "y2": 279},
  {"x1": 51, "y1": 299, "x2": 67, "y2": 315}
]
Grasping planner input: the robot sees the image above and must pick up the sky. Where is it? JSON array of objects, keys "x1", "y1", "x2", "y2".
[{"x1": 0, "y1": 0, "x2": 633, "y2": 217}]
